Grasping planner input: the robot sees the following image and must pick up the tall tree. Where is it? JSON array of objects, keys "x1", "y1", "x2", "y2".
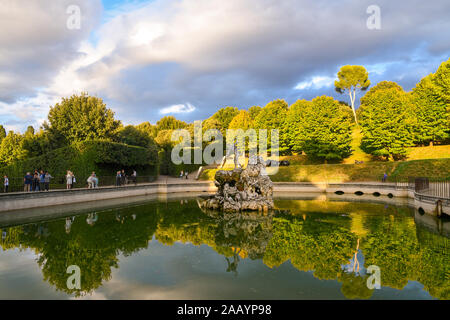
[
  {"x1": 0, "y1": 125, "x2": 6, "y2": 143},
  {"x1": 410, "y1": 58, "x2": 450, "y2": 145},
  {"x1": 45, "y1": 93, "x2": 121, "y2": 144},
  {"x1": 135, "y1": 121, "x2": 158, "y2": 139},
  {"x1": 156, "y1": 116, "x2": 187, "y2": 131},
  {"x1": 117, "y1": 125, "x2": 156, "y2": 148},
  {"x1": 228, "y1": 110, "x2": 253, "y2": 130},
  {"x1": 207, "y1": 106, "x2": 239, "y2": 134},
  {"x1": 248, "y1": 106, "x2": 262, "y2": 120},
  {"x1": 433, "y1": 57, "x2": 450, "y2": 107},
  {"x1": 358, "y1": 84, "x2": 415, "y2": 160},
  {"x1": 0, "y1": 131, "x2": 26, "y2": 166},
  {"x1": 285, "y1": 96, "x2": 353, "y2": 161},
  {"x1": 25, "y1": 126, "x2": 35, "y2": 137},
  {"x1": 411, "y1": 75, "x2": 449, "y2": 145},
  {"x1": 254, "y1": 99, "x2": 289, "y2": 153},
  {"x1": 335, "y1": 65, "x2": 371, "y2": 124},
  {"x1": 283, "y1": 99, "x2": 313, "y2": 154}
]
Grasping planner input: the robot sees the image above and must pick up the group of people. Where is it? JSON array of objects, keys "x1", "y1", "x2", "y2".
[
  {"x1": 179, "y1": 170, "x2": 189, "y2": 179},
  {"x1": 7, "y1": 170, "x2": 54, "y2": 193},
  {"x1": 1, "y1": 169, "x2": 140, "y2": 193},
  {"x1": 116, "y1": 169, "x2": 137, "y2": 186}
]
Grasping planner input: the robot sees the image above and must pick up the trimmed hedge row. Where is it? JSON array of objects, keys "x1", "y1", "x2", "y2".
[
  {"x1": 0, "y1": 140, "x2": 158, "y2": 180},
  {"x1": 157, "y1": 147, "x2": 202, "y2": 177}
]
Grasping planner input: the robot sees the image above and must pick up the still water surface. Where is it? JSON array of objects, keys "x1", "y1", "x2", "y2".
[{"x1": 0, "y1": 197, "x2": 448, "y2": 299}]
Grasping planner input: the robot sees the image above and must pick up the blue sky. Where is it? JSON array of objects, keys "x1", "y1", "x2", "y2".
[{"x1": 0, "y1": 0, "x2": 449, "y2": 132}]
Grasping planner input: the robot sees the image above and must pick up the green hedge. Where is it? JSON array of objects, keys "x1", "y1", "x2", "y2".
[
  {"x1": 0, "y1": 140, "x2": 158, "y2": 180},
  {"x1": 158, "y1": 147, "x2": 202, "y2": 177}
]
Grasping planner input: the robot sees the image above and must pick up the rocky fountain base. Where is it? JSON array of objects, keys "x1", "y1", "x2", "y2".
[{"x1": 198, "y1": 156, "x2": 274, "y2": 212}]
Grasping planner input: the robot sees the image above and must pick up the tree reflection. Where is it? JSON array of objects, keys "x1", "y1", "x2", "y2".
[{"x1": 0, "y1": 199, "x2": 448, "y2": 299}]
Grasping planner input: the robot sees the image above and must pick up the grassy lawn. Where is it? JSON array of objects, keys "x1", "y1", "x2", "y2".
[
  {"x1": 200, "y1": 158, "x2": 450, "y2": 182},
  {"x1": 201, "y1": 134, "x2": 450, "y2": 182},
  {"x1": 407, "y1": 145, "x2": 450, "y2": 160}
]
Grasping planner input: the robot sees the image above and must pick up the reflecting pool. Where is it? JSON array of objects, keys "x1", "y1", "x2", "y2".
[{"x1": 0, "y1": 196, "x2": 448, "y2": 299}]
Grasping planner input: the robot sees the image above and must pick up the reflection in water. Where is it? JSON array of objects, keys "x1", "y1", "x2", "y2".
[{"x1": 0, "y1": 199, "x2": 448, "y2": 299}]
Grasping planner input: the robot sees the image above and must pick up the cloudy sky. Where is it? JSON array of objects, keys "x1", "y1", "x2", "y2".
[{"x1": 0, "y1": 0, "x2": 449, "y2": 132}]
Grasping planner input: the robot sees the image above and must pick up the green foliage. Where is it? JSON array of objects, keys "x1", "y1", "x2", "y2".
[
  {"x1": 433, "y1": 57, "x2": 450, "y2": 107},
  {"x1": 285, "y1": 96, "x2": 353, "y2": 161},
  {"x1": 135, "y1": 121, "x2": 158, "y2": 138},
  {"x1": 206, "y1": 106, "x2": 239, "y2": 134},
  {"x1": 0, "y1": 125, "x2": 6, "y2": 142},
  {"x1": 0, "y1": 131, "x2": 26, "y2": 166},
  {"x1": 254, "y1": 99, "x2": 288, "y2": 130},
  {"x1": 0, "y1": 199, "x2": 448, "y2": 299},
  {"x1": 24, "y1": 126, "x2": 35, "y2": 137},
  {"x1": 411, "y1": 60, "x2": 450, "y2": 145},
  {"x1": 248, "y1": 106, "x2": 262, "y2": 120},
  {"x1": 45, "y1": 93, "x2": 121, "y2": 145},
  {"x1": 284, "y1": 99, "x2": 312, "y2": 154},
  {"x1": 21, "y1": 129, "x2": 55, "y2": 158},
  {"x1": 359, "y1": 84, "x2": 415, "y2": 160},
  {"x1": 202, "y1": 158, "x2": 450, "y2": 182},
  {"x1": 360, "y1": 80, "x2": 403, "y2": 100},
  {"x1": 228, "y1": 110, "x2": 253, "y2": 130},
  {"x1": 335, "y1": 65, "x2": 371, "y2": 123},
  {"x1": 156, "y1": 116, "x2": 187, "y2": 131},
  {"x1": 254, "y1": 99, "x2": 289, "y2": 153},
  {"x1": 0, "y1": 140, "x2": 158, "y2": 180},
  {"x1": 117, "y1": 125, "x2": 156, "y2": 148}
]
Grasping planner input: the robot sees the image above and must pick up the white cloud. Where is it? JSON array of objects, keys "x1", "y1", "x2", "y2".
[
  {"x1": 294, "y1": 76, "x2": 335, "y2": 90},
  {"x1": 160, "y1": 103, "x2": 196, "y2": 115}
]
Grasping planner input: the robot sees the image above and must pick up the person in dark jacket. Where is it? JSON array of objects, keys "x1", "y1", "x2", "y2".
[
  {"x1": 33, "y1": 171, "x2": 40, "y2": 191},
  {"x1": 39, "y1": 170, "x2": 45, "y2": 191},
  {"x1": 24, "y1": 172, "x2": 33, "y2": 192}
]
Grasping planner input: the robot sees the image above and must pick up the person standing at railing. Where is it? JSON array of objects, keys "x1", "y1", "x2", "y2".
[
  {"x1": 24, "y1": 172, "x2": 33, "y2": 192},
  {"x1": 121, "y1": 169, "x2": 126, "y2": 185},
  {"x1": 66, "y1": 171, "x2": 73, "y2": 190},
  {"x1": 33, "y1": 171, "x2": 40, "y2": 192},
  {"x1": 93, "y1": 173, "x2": 98, "y2": 188},
  {"x1": 44, "y1": 171, "x2": 53, "y2": 191},
  {"x1": 39, "y1": 170, "x2": 45, "y2": 191},
  {"x1": 131, "y1": 170, "x2": 137, "y2": 184},
  {"x1": 382, "y1": 172, "x2": 388, "y2": 183},
  {"x1": 3, "y1": 175, "x2": 8, "y2": 193},
  {"x1": 72, "y1": 173, "x2": 76, "y2": 188},
  {"x1": 116, "y1": 171, "x2": 121, "y2": 186}
]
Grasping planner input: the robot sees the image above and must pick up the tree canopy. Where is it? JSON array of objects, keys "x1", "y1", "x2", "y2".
[
  {"x1": 358, "y1": 84, "x2": 415, "y2": 160},
  {"x1": 228, "y1": 110, "x2": 253, "y2": 130},
  {"x1": 156, "y1": 116, "x2": 187, "y2": 131},
  {"x1": 335, "y1": 65, "x2": 371, "y2": 124},
  {"x1": 44, "y1": 93, "x2": 121, "y2": 145},
  {"x1": 117, "y1": 125, "x2": 156, "y2": 148},
  {"x1": 0, "y1": 131, "x2": 26, "y2": 166},
  {"x1": 410, "y1": 59, "x2": 450, "y2": 145},
  {"x1": 285, "y1": 96, "x2": 353, "y2": 161}
]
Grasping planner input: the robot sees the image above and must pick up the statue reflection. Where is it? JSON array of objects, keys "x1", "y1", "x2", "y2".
[
  {"x1": 197, "y1": 204, "x2": 279, "y2": 277},
  {"x1": 225, "y1": 247, "x2": 241, "y2": 276}
]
